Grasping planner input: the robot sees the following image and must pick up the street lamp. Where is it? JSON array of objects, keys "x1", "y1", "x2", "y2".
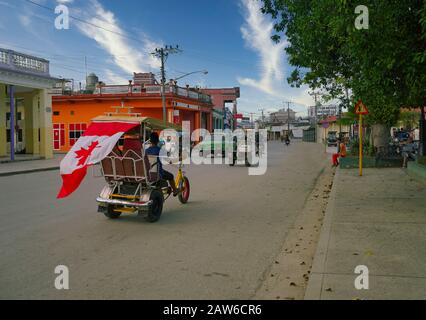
[
  {"x1": 174, "y1": 70, "x2": 208, "y2": 81},
  {"x1": 158, "y1": 70, "x2": 208, "y2": 123}
]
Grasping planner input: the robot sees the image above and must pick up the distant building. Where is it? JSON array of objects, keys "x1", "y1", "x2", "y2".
[
  {"x1": 133, "y1": 72, "x2": 158, "y2": 86},
  {"x1": 309, "y1": 104, "x2": 338, "y2": 118},
  {"x1": 86, "y1": 73, "x2": 99, "y2": 93},
  {"x1": 269, "y1": 108, "x2": 296, "y2": 124},
  {"x1": 237, "y1": 116, "x2": 254, "y2": 129},
  {"x1": 317, "y1": 115, "x2": 351, "y2": 144},
  {"x1": 199, "y1": 87, "x2": 240, "y2": 130}
]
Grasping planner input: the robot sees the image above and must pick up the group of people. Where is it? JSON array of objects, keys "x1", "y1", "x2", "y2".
[
  {"x1": 392, "y1": 127, "x2": 420, "y2": 168},
  {"x1": 392, "y1": 127, "x2": 420, "y2": 144},
  {"x1": 330, "y1": 127, "x2": 420, "y2": 168}
]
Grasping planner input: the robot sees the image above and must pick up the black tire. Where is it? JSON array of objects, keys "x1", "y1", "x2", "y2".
[
  {"x1": 145, "y1": 190, "x2": 164, "y2": 223},
  {"x1": 103, "y1": 205, "x2": 121, "y2": 219},
  {"x1": 178, "y1": 177, "x2": 190, "y2": 204}
]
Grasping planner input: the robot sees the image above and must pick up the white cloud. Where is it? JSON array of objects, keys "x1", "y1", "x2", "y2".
[
  {"x1": 104, "y1": 69, "x2": 129, "y2": 85},
  {"x1": 18, "y1": 15, "x2": 31, "y2": 27},
  {"x1": 76, "y1": 0, "x2": 161, "y2": 79},
  {"x1": 237, "y1": 0, "x2": 315, "y2": 116},
  {"x1": 238, "y1": 0, "x2": 286, "y2": 97}
]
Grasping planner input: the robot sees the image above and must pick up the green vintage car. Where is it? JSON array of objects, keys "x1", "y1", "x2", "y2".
[{"x1": 198, "y1": 133, "x2": 233, "y2": 157}]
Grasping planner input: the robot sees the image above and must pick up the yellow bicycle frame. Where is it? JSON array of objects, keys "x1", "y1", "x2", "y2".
[{"x1": 174, "y1": 165, "x2": 184, "y2": 188}]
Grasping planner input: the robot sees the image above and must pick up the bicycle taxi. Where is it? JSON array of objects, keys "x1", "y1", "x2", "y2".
[{"x1": 95, "y1": 115, "x2": 190, "y2": 223}]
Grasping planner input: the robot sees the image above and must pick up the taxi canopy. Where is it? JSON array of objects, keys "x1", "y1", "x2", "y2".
[{"x1": 91, "y1": 115, "x2": 182, "y2": 132}]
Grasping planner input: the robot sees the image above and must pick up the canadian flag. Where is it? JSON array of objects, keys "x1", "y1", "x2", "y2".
[{"x1": 57, "y1": 121, "x2": 139, "y2": 199}]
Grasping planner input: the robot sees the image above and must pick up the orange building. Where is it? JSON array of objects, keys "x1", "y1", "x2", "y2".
[{"x1": 52, "y1": 82, "x2": 213, "y2": 152}]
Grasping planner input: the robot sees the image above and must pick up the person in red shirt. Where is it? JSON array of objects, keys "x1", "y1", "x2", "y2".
[{"x1": 332, "y1": 139, "x2": 347, "y2": 167}]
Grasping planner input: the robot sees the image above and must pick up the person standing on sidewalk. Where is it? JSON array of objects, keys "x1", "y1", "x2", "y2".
[{"x1": 332, "y1": 138, "x2": 347, "y2": 167}]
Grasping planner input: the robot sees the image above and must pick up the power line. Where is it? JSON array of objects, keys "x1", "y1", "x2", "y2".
[
  {"x1": 23, "y1": 0, "x2": 150, "y2": 47},
  {"x1": 20, "y1": 0, "x2": 266, "y2": 73}
]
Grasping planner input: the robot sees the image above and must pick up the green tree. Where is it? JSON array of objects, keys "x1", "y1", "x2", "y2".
[{"x1": 261, "y1": 0, "x2": 426, "y2": 148}]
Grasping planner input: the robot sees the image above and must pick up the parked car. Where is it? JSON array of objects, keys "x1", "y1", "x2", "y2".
[
  {"x1": 327, "y1": 131, "x2": 338, "y2": 147},
  {"x1": 198, "y1": 133, "x2": 233, "y2": 157}
]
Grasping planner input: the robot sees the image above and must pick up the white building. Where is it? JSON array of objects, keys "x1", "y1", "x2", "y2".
[
  {"x1": 309, "y1": 104, "x2": 339, "y2": 118},
  {"x1": 269, "y1": 108, "x2": 297, "y2": 124}
]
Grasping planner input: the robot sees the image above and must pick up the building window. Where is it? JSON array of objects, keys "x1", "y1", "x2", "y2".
[
  {"x1": 6, "y1": 112, "x2": 22, "y2": 121},
  {"x1": 69, "y1": 123, "x2": 87, "y2": 146},
  {"x1": 53, "y1": 111, "x2": 60, "y2": 116},
  {"x1": 5, "y1": 129, "x2": 23, "y2": 142},
  {"x1": 54, "y1": 124, "x2": 65, "y2": 150}
]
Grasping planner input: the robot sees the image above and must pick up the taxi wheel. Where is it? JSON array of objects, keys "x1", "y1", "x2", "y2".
[
  {"x1": 104, "y1": 205, "x2": 121, "y2": 219},
  {"x1": 229, "y1": 154, "x2": 236, "y2": 166},
  {"x1": 245, "y1": 155, "x2": 251, "y2": 167},
  {"x1": 145, "y1": 190, "x2": 164, "y2": 223}
]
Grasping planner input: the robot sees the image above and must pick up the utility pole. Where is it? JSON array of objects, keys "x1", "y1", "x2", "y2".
[
  {"x1": 152, "y1": 45, "x2": 182, "y2": 123},
  {"x1": 284, "y1": 101, "x2": 292, "y2": 134},
  {"x1": 259, "y1": 108, "x2": 265, "y2": 128},
  {"x1": 249, "y1": 112, "x2": 255, "y2": 125},
  {"x1": 309, "y1": 91, "x2": 322, "y2": 143},
  {"x1": 309, "y1": 91, "x2": 321, "y2": 122}
]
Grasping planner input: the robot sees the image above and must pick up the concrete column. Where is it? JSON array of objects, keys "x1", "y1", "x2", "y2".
[
  {"x1": 23, "y1": 91, "x2": 35, "y2": 154},
  {"x1": 194, "y1": 111, "x2": 201, "y2": 142},
  {"x1": 32, "y1": 93, "x2": 40, "y2": 155},
  {"x1": 38, "y1": 89, "x2": 53, "y2": 159},
  {"x1": 0, "y1": 84, "x2": 6, "y2": 157},
  {"x1": 208, "y1": 113, "x2": 213, "y2": 133},
  {"x1": 9, "y1": 85, "x2": 15, "y2": 161}
]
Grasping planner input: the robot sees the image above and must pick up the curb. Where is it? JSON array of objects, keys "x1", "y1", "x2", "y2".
[
  {"x1": 304, "y1": 168, "x2": 340, "y2": 300},
  {"x1": 0, "y1": 157, "x2": 42, "y2": 164},
  {"x1": 0, "y1": 166, "x2": 59, "y2": 177}
]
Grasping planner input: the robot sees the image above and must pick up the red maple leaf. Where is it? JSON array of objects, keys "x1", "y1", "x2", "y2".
[{"x1": 75, "y1": 140, "x2": 100, "y2": 166}]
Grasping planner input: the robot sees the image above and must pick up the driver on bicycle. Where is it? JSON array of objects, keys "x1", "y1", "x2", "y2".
[{"x1": 146, "y1": 132, "x2": 179, "y2": 196}]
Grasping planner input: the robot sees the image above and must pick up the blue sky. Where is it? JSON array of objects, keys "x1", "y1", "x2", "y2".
[{"x1": 0, "y1": 0, "x2": 315, "y2": 117}]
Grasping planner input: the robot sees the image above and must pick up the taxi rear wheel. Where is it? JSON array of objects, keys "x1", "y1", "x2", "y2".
[
  {"x1": 145, "y1": 190, "x2": 164, "y2": 223},
  {"x1": 103, "y1": 205, "x2": 121, "y2": 219}
]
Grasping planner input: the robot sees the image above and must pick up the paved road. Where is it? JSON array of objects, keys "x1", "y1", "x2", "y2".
[{"x1": 0, "y1": 141, "x2": 327, "y2": 299}]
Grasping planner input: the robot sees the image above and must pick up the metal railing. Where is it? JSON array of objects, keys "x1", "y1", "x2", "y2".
[
  {"x1": 92, "y1": 83, "x2": 212, "y2": 104},
  {"x1": 0, "y1": 48, "x2": 50, "y2": 76}
]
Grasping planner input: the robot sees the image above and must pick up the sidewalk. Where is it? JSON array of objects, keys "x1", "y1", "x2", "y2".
[
  {"x1": 305, "y1": 168, "x2": 426, "y2": 300},
  {"x1": 0, "y1": 154, "x2": 63, "y2": 176}
]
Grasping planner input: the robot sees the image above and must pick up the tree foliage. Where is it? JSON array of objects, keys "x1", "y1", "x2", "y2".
[{"x1": 261, "y1": 0, "x2": 426, "y2": 127}]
